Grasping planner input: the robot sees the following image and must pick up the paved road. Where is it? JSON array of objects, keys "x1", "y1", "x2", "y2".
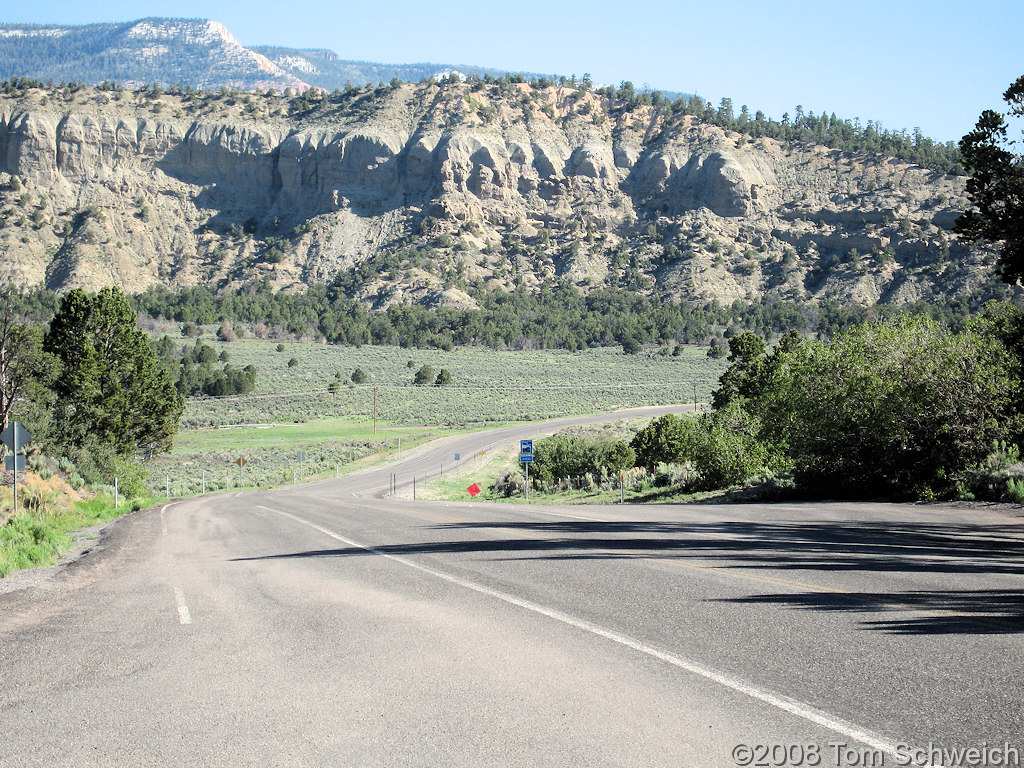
[{"x1": 3, "y1": 408, "x2": 1024, "y2": 767}]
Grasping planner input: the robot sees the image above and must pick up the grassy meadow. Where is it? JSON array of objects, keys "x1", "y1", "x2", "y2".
[{"x1": 147, "y1": 334, "x2": 727, "y2": 496}]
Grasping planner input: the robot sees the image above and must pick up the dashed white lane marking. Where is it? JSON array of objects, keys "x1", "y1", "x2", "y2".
[
  {"x1": 257, "y1": 504, "x2": 932, "y2": 766},
  {"x1": 173, "y1": 587, "x2": 192, "y2": 625}
]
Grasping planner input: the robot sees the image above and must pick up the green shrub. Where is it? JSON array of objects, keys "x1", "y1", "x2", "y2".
[
  {"x1": 1007, "y1": 479, "x2": 1024, "y2": 504},
  {"x1": 964, "y1": 441, "x2": 1024, "y2": 501},
  {"x1": 630, "y1": 413, "x2": 702, "y2": 471},
  {"x1": 532, "y1": 433, "x2": 636, "y2": 483},
  {"x1": 755, "y1": 317, "x2": 1024, "y2": 499},
  {"x1": 59, "y1": 437, "x2": 119, "y2": 487},
  {"x1": 693, "y1": 403, "x2": 788, "y2": 490},
  {"x1": 413, "y1": 364, "x2": 435, "y2": 385},
  {"x1": 110, "y1": 457, "x2": 149, "y2": 499},
  {"x1": 491, "y1": 468, "x2": 524, "y2": 498}
]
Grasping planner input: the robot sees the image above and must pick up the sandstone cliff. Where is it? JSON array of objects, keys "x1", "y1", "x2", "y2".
[{"x1": 0, "y1": 80, "x2": 998, "y2": 308}]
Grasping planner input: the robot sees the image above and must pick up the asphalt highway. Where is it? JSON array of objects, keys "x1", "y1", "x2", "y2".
[{"x1": 3, "y1": 407, "x2": 1024, "y2": 767}]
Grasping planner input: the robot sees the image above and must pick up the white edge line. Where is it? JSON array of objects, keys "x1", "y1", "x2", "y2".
[
  {"x1": 256, "y1": 505, "x2": 936, "y2": 766},
  {"x1": 172, "y1": 586, "x2": 192, "y2": 625},
  {"x1": 159, "y1": 501, "x2": 181, "y2": 537}
]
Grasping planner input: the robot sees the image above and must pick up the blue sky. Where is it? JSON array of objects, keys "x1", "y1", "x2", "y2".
[{"x1": 3, "y1": 0, "x2": 1022, "y2": 143}]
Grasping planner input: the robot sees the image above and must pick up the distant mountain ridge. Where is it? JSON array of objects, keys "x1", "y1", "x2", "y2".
[
  {"x1": 250, "y1": 45, "x2": 536, "y2": 92},
  {"x1": 0, "y1": 17, "x2": 549, "y2": 92},
  {"x1": 0, "y1": 18, "x2": 307, "y2": 91}
]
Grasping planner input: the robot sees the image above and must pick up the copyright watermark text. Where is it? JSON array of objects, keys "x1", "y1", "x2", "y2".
[{"x1": 731, "y1": 741, "x2": 1021, "y2": 767}]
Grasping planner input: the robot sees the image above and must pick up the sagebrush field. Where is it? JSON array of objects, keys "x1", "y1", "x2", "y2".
[{"x1": 146, "y1": 336, "x2": 726, "y2": 495}]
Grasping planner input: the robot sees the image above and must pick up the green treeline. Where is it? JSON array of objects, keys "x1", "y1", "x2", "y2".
[
  {"x1": 152, "y1": 336, "x2": 258, "y2": 397},
  {"x1": 3, "y1": 279, "x2": 992, "y2": 353},
  {"x1": 517, "y1": 303, "x2": 1024, "y2": 502},
  {"x1": 121, "y1": 281, "x2": 982, "y2": 352},
  {"x1": 622, "y1": 304, "x2": 1024, "y2": 501},
  {"x1": 645, "y1": 92, "x2": 961, "y2": 174}
]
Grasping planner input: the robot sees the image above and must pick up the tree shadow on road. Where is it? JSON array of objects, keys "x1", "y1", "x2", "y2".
[
  {"x1": 716, "y1": 589, "x2": 1024, "y2": 635},
  {"x1": 232, "y1": 515, "x2": 1024, "y2": 635}
]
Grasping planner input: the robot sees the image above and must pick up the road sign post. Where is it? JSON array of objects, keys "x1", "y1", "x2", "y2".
[
  {"x1": 520, "y1": 440, "x2": 533, "y2": 502},
  {"x1": 455, "y1": 453, "x2": 461, "y2": 479},
  {"x1": 2, "y1": 421, "x2": 31, "y2": 518}
]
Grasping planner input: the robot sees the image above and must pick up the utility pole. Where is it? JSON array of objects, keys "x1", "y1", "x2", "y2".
[{"x1": 373, "y1": 386, "x2": 378, "y2": 434}]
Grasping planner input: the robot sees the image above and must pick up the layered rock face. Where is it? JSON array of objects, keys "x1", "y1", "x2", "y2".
[{"x1": 0, "y1": 82, "x2": 992, "y2": 307}]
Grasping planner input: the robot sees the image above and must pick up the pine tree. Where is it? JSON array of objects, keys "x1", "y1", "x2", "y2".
[
  {"x1": 955, "y1": 75, "x2": 1024, "y2": 284},
  {"x1": 413, "y1": 364, "x2": 435, "y2": 386},
  {"x1": 45, "y1": 286, "x2": 183, "y2": 458},
  {"x1": 0, "y1": 288, "x2": 60, "y2": 433}
]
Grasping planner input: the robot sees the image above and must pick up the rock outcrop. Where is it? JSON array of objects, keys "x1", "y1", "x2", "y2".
[{"x1": 0, "y1": 81, "x2": 996, "y2": 308}]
